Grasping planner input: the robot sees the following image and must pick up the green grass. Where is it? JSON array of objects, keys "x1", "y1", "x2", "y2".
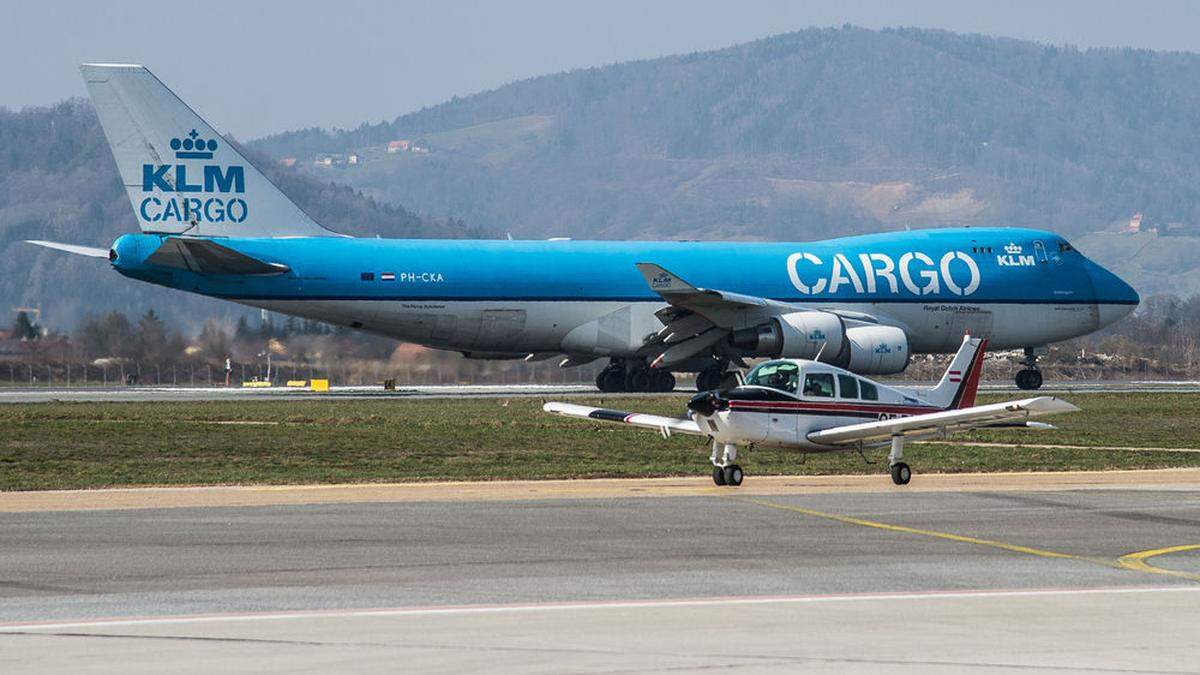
[{"x1": 1, "y1": 393, "x2": 1199, "y2": 491}]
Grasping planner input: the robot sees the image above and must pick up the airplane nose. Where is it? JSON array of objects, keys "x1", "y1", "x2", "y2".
[
  {"x1": 687, "y1": 391, "x2": 728, "y2": 416},
  {"x1": 1088, "y1": 263, "x2": 1139, "y2": 327}
]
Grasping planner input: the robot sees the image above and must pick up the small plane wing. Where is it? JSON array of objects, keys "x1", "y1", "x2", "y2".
[
  {"x1": 145, "y1": 237, "x2": 290, "y2": 276},
  {"x1": 26, "y1": 240, "x2": 110, "y2": 258},
  {"x1": 543, "y1": 402, "x2": 706, "y2": 438},
  {"x1": 806, "y1": 396, "x2": 1078, "y2": 446}
]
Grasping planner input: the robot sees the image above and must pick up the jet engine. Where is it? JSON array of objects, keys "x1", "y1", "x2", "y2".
[
  {"x1": 730, "y1": 313, "x2": 910, "y2": 375},
  {"x1": 728, "y1": 311, "x2": 846, "y2": 360},
  {"x1": 833, "y1": 325, "x2": 910, "y2": 374}
]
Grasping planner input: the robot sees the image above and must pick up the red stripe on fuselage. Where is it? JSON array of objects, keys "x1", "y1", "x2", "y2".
[{"x1": 728, "y1": 400, "x2": 939, "y2": 416}]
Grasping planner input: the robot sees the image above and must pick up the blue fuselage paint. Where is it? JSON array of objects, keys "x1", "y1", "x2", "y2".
[{"x1": 109, "y1": 226, "x2": 1139, "y2": 357}]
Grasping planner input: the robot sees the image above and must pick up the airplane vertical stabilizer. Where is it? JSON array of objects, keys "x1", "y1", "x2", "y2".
[
  {"x1": 923, "y1": 335, "x2": 987, "y2": 409},
  {"x1": 80, "y1": 63, "x2": 335, "y2": 238}
]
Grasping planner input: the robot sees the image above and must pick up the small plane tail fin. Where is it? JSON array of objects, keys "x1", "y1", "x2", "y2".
[
  {"x1": 80, "y1": 63, "x2": 336, "y2": 238},
  {"x1": 924, "y1": 335, "x2": 988, "y2": 409}
]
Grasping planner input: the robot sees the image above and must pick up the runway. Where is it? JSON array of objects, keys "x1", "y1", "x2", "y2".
[
  {"x1": 1, "y1": 475, "x2": 1199, "y2": 672},
  {"x1": 2, "y1": 379, "x2": 1200, "y2": 403}
]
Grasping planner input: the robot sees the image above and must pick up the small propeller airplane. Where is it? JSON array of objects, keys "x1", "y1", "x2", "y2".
[{"x1": 544, "y1": 335, "x2": 1078, "y2": 486}]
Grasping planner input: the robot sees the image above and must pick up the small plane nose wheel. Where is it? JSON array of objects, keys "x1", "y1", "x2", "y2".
[
  {"x1": 723, "y1": 465, "x2": 744, "y2": 487},
  {"x1": 890, "y1": 462, "x2": 911, "y2": 486}
]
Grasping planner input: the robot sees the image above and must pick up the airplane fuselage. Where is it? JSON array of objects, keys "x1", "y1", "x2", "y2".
[{"x1": 109, "y1": 226, "x2": 1138, "y2": 365}]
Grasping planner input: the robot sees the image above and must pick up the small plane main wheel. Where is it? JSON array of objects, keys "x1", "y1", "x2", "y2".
[
  {"x1": 651, "y1": 370, "x2": 676, "y2": 393},
  {"x1": 712, "y1": 467, "x2": 727, "y2": 486},
  {"x1": 890, "y1": 462, "x2": 912, "y2": 486},
  {"x1": 723, "y1": 464, "x2": 744, "y2": 487},
  {"x1": 1015, "y1": 369, "x2": 1043, "y2": 391}
]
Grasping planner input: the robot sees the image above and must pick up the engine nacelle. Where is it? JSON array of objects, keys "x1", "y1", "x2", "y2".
[
  {"x1": 729, "y1": 311, "x2": 846, "y2": 360},
  {"x1": 834, "y1": 325, "x2": 910, "y2": 374}
]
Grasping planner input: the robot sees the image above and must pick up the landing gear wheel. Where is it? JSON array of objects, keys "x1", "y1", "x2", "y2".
[
  {"x1": 1015, "y1": 369, "x2": 1043, "y2": 391},
  {"x1": 599, "y1": 367, "x2": 626, "y2": 393},
  {"x1": 696, "y1": 368, "x2": 724, "y2": 392},
  {"x1": 890, "y1": 462, "x2": 911, "y2": 486},
  {"x1": 625, "y1": 368, "x2": 652, "y2": 393},
  {"x1": 651, "y1": 370, "x2": 676, "y2": 393},
  {"x1": 712, "y1": 467, "x2": 727, "y2": 486},
  {"x1": 722, "y1": 464, "x2": 744, "y2": 487}
]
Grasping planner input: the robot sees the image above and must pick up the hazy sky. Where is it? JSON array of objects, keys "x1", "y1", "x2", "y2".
[{"x1": 4, "y1": 0, "x2": 1198, "y2": 138}]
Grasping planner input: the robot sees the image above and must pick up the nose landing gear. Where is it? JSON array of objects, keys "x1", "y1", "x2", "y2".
[
  {"x1": 710, "y1": 441, "x2": 744, "y2": 486},
  {"x1": 1015, "y1": 347, "x2": 1044, "y2": 390}
]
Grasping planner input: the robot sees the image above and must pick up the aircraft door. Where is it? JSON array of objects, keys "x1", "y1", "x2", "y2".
[
  {"x1": 1033, "y1": 240, "x2": 1048, "y2": 264},
  {"x1": 476, "y1": 309, "x2": 527, "y2": 348},
  {"x1": 944, "y1": 310, "x2": 994, "y2": 350}
]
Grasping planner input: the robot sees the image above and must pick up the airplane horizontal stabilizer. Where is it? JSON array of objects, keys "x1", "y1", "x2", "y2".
[
  {"x1": 26, "y1": 240, "x2": 110, "y2": 258},
  {"x1": 145, "y1": 238, "x2": 290, "y2": 276}
]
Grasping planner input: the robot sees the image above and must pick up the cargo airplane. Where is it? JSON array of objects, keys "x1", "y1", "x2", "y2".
[
  {"x1": 545, "y1": 336, "x2": 1078, "y2": 486},
  {"x1": 28, "y1": 65, "x2": 1139, "y2": 391}
]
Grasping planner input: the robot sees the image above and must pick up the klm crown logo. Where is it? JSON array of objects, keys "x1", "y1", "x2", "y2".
[
  {"x1": 1004, "y1": 242, "x2": 1022, "y2": 255},
  {"x1": 170, "y1": 129, "x2": 218, "y2": 160}
]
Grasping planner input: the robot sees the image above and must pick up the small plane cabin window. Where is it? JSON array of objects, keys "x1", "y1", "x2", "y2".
[
  {"x1": 360, "y1": 272, "x2": 375, "y2": 281},
  {"x1": 743, "y1": 361, "x2": 800, "y2": 394},
  {"x1": 859, "y1": 380, "x2": 879, "y2": 401},
  {"x1": 837, "y1": 374, "x2": 859, "y2": 399},
  {"x1": 802, "y1": 372, "x2": 835, "y2": 398}
]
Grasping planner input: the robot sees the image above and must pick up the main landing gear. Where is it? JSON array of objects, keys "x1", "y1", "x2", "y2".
[
  {"x1": 1015, "y1": 347, "x2": 1044, "y2": 391},
  {"x1": 710, "y1": 441, "x2": 744, "y2": 487},
  {"x1": 696, "y1": 364, "x2": 738, "y2": 392},
  {"x1": 595, "y1": 359, "x2": 676, "y2": 393},
  {"x1": 889, "y1": 436, "x2": 911, "y2": 486}
]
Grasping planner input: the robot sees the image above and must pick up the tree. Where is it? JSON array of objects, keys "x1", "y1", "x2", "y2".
[{"x1": 11, "y1": 311, "x2": 39, "y2": 340}]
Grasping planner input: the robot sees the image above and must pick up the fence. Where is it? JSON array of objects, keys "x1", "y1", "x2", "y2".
[{"x1": 0, "y1": 358, "x2": 611, "y2": 388}]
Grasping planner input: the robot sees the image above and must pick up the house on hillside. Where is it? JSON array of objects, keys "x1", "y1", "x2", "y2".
[
  {"x1": 278, "y1": 157, "x2": 297, "y2": 167},
  {"x1": 387, "y1": 140, "x2": 411, "y2": 153}
]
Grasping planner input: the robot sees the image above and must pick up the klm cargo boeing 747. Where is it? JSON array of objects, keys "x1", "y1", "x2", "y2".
[{"x1": 28, "y1": 64, "x2": 1139, "y2": 392}]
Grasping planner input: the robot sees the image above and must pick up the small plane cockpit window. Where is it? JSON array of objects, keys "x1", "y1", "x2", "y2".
[
  {"x1": 802, "y1": 372, "x2": 835, "y2": 398},
  {"x1": 743, "y1": 361, "x2": 800, "y2": 394},
  {"x1": 859, "y1": 380, "x2": 879, "y2": 401},
  {"x1": 837, "y1": 374, "x2": 859, "y2": 399}
]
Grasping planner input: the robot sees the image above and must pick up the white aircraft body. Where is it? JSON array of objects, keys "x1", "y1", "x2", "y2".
[{"x1": 544, "y1": 336, "x2": 1078, "y2": 486}]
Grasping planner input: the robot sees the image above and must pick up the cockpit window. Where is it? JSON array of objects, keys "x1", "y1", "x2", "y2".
[
  {"x1": 744, "y1": 362, "x2": 800, "y2": 394},
  {"x1": 1058, "y1": 241, "x2": 1075, "y2": 253},
  {"x1": 802, "y1": 373, "x2": 835, "y2": 398}
]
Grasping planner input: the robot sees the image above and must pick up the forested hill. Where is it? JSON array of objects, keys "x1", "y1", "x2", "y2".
[
  {"x1": 253, "y1": 26, "x2": 1200, "y2": 245},
  {"x1": 1, "y1": 100, "x2": 476, "y2": 331}
]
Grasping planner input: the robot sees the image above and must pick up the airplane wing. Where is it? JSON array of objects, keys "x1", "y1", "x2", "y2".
[
  {"x1": 543, "y1": 402, "x2": 707, "y2": 438},
  {"x1": 806, "y1": 396, "x2": 1078, "y2": 446},
  {"x1": 26, "y1": 240, "x2": 110, "y2": 258},
  {"x1": 634, "y1": 262, "x2": 878, "y2": 367},
  {"x1": 145, "y1": 237, "x2": 291, "y2": 276}
]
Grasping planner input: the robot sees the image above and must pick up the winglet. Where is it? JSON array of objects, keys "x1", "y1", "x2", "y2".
[{"x1": 635, "y1": 263, "x2": 699, "y2": 294}]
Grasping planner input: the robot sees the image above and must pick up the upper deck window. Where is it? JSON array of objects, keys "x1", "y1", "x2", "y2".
[
  {"x1": 802, "y1": 372, "x2": 835, "y2": 398},
  {"x1": 743, "y1": 361, "x2": 800, "y2": 394}
]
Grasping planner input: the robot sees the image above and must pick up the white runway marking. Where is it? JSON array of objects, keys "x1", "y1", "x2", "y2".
[{"x1": 3, "y1": 585, "x2": 1198, "y2": 632}]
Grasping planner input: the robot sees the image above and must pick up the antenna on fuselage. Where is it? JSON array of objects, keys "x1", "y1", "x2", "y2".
[{"x1": 814, "y1": 340, "x2": 828, "y2": 362}]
